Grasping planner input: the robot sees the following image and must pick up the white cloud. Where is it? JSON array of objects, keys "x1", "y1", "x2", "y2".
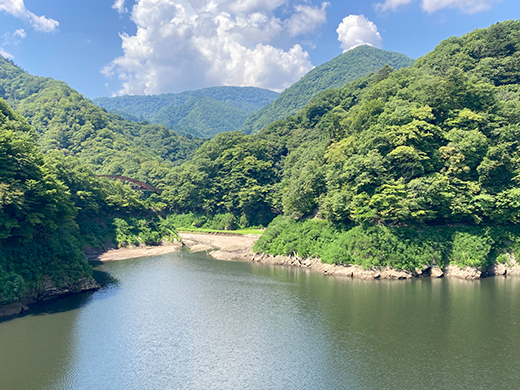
[
  {"x1": 0, "y1": 48, "x2": 13, "y2": 58},
  {"x1": 336, "y1": 15, "x2": 382, "y2": 53},
  {"x1": 374, "y1": 0, "x2": 501, "y2": 13},
  {"x1": 228, "y1": 0, "x2": 286, "y2": 14},
  {"x1": 421, "y1": 0, "x2": 501, "y2": 13},
  {"x1": 112, "y1": 0, "x2": 128, "y2": 14},
  {"x1": 104, "y1": 0, "x2": 327, "y2": 95},
  {"x1": 1, "y1": 27, "x2": 26, "y2": 57},
  {"x1": 374, "y1": 0, "x2": 412, "y2": 12},
  {"x1": 0, "y1": 0, "x2": 59, "y2": 32},
  {"x1": 286, "y1": 2, "x2": 330, "y2": 37},
  {"x1": 27, "y1": 12, "x2": 59, "y2": 32},
  {"x1": 13, "y1": 28, "x2": 26, "y2": 39}
]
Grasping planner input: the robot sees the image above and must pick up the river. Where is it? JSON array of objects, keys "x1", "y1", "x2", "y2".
[{"x1": 1, "y1": 250, "x2": 520, "y2": 389}]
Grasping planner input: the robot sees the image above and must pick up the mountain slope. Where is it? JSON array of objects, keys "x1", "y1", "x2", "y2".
[
  {"x1": 163, "y1": 20, "x2": 520, "y2": 271},
  {"x1": 154, "y1": 96, "x2": 250, "y2": 138},
  {"x1": 0, "y1": 56, "x2": 205, "y2": 185},
  {"x1": 241, "y1": 45, "x2": 414, "y2": 134},
  {"x1": 94, "y1": 86, "x2": 279, "y2": 137}
]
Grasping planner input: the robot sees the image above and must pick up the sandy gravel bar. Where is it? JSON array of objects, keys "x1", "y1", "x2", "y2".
[
  {"x1": 179, "y1": 232, "x2": 259, "y2": 261},
  {"x1": 89, "y1": 243, "x2": 182, "y2": 261}
]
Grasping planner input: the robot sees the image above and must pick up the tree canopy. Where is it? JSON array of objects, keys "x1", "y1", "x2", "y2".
[{"x1": 241, "y1": 45, "x2": 414, "y2": 134}]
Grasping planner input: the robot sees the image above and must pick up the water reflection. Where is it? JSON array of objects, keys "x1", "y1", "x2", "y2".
[{"x1": 1, "y1": 253, "x2": 520, "y2": 389}]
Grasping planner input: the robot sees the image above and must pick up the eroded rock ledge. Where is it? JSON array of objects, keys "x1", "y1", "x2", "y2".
[
  {"x1": 249, "y1": 253, "x2": 520, "y2": 280},
  {"x1": 0, "y1": 276, "x2": 100, "y2": 319},
  {"x1": 180, "y1": 232, "x2": 520, "y2": 281}
]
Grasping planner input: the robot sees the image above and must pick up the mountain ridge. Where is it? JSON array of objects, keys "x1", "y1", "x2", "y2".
[
  {"x1": 93, "y1": 86, "x2": 279, "y2": 138},
  {"x1": 241, "y1": 45, "x2": 415, "y2": 134}
]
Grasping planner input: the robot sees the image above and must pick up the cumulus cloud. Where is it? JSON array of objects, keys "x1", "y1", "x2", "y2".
[
  {"x1": 285, "y1": 2, "x2": 330, "y2": 37},
  {"x1": 336, "y1": 15, "x2": 382, "y2": 53},
  {"x1": 375, "y1": 0, "x2": 501, "y2": 13},
  {"x1": 104, "y1": 0, "x2": 329, "y2": 95},
  {"x1": 228, "y1": 0, "x2": 287, "y2": 14},
  {"x1": 0, "y1": 0, "x2": 59, "y2": 32}
]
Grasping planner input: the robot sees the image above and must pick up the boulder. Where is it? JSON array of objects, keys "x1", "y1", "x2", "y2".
[
  {"x1": 431, "y1": 268, "x2": 444, "y2": 278},
  {"x1": 443, "y1": 265, "x2": 482, "y2": 280}
]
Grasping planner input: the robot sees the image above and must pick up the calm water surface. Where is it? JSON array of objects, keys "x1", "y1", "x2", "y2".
[{"x1": 1, "y1": 251, "x2": 520, "y2": 389}]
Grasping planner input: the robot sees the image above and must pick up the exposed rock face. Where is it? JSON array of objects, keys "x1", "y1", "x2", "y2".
[
  {"x1": 0, "y1": 302, "x2": 29, "y2": 318},
  {"x1": 443, "y1": 265, "x2": 482, "y2": 280},
  {"x1": 0, "y1": 276, "x2": 100, "y2": 319},
  {"x1": 497, "y1": 254, "x2": 520, "y2": 276},
  {"x1": 250, "y1": 253, "x2": 414, "y2": 280},
  {"x1": 430, "y1": 268, "x2": 444, "y2": 278},
  {"x1": 36, "y1": 276, "x2": 100, "y2": 301},
  {"x1": 487, "y1": 263, "x2": 508, "y2": 276},
  {"x1": 188, "y1": 244, "x2": 214, "y2": 253}
]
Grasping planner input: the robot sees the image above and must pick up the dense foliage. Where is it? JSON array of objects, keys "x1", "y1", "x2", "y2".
[
  {"x1": 113, "y1": 216, "x2": 179, "y2": 247},
  {"x1": 2, "y1": 20, "x2": 520, "y2": 306},
  {"x1": 94, "y1": 86, "x2": 279, "y2": 138},
  {"x1": 164, "y1": 20, "x2": 520, "y2": 270},
  {"x1": 0, "y1": 100, "x2": 89, "y2": 304},
  {"x1": 241, "y1": 46, "x2": 414, "y2": 134},
  {"x1": 0, "y1": 97, "x2": 181, "y2": 305},
  {"x1": 0, "y1": 57, "x2": 204, "y2": 185},
  {"x1": 253, "y1": 217, "x2": 520, "y2": 271}
]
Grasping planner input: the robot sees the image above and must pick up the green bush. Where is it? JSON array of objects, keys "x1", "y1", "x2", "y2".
[
  {"x1": 321, "y1": 225, "x2": 442, "y2": 271},
  {"x1": 113, "y1": 216, "x2": 179, "y2": 247},
  {"x1": 253, "y1": 216, "x2": 337, "y2": 258},
  {"x1": 449, "y1": 231, "x2": 493, "y2": 269},
  {"x1": 256, "y1": 218, "x2": 520, "y2": 272},
  {"x1": 0, "y1": 265, "x2": 24, "y2": 304}
]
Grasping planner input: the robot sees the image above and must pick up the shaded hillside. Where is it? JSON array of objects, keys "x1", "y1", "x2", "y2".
[
  {"x1": 0, "y1": 56, "x2": 204, "y2": 185},
  {"x1": 153, "y1": 96, "x2": 250, "y2": 138},
  {"x1": 241, "y1": 46, "x2": 414, "y2": 134},
  {"x1": 94, "y1": 86, "x2": 279, "y2": 138}
]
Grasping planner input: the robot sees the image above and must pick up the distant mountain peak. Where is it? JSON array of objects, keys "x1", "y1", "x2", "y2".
[{"x1": 241, "y1": 46, "x2": 414, "y2": 134}]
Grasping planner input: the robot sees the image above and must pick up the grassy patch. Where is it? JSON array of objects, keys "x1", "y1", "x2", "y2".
[{"x1": 178, "y1": 227, "x2": 265, "y2": 235}]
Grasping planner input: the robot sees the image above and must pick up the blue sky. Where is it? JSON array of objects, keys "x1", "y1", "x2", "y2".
[{"x1": 0, "y1": 0, "x2": 518, "y2": 98}]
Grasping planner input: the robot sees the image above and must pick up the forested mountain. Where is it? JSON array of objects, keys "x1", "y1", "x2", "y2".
[
  {"x1": 241, "y1": 45, "x2": 414, "y2": 134},
  {"x1": 2, "y1": 19, "x2": 520, "y2": 311},
  {"x1": 0, "y1": 57, "x2": 205, "y2": 185},
  {"x1": 163, "y1": 20, "x2": 520, "y2": 272},
  {"x1": 0, "y1": 96, "x2": 185, "y2": 308},
  {"x1": 93, "y1": 87, "x2": 279, "y2": 138}
]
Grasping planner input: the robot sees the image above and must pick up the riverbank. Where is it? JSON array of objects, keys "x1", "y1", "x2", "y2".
[
  {"x1": 0, "y1": 276, "x2": 100, "y2": 319},
  {"x1": 87, "y1": 243, "x2": 183, "y2": 261},
  {"x1": 87, "y1": 232, "x2": 520, "y2": 280},
  {"x1": 179, "y1": 232, "x2": 258, "y2": 261},
  {"x1": 180, "y1": 232, "x2": 520, "y2": 280}
]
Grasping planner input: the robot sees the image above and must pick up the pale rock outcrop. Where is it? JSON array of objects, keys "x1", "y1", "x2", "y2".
[
  {"x1": 430, "y1": 267, "x2": 444, "y2": 278},
  {"x1": 443, "y1": 265, "x2": 482, "y2": 280}
]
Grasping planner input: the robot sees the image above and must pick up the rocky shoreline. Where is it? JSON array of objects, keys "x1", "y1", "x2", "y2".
[
  {"x1": 248, "y1": 253, "x2": 520, "y2": 280},
  {"x1": 0, "y1": 276, "x2": 100, "y2": 319},
  {"x1": 4, "y1": 233, "x2": 519, "y2": 319},
  {"x1": 180, "y1": 232, "x2": 520, "y2": 281}
]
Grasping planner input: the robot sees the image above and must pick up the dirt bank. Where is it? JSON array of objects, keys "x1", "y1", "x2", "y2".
[
  {"x1": 90, "y1": 233, "x2": 520, "y2": 280},
  {"x1": 179, "y1": 232, "x2": 258, "y2": 261},
  {"x1": 88, "y1": 243, "x2": 183, "y2": 261}
]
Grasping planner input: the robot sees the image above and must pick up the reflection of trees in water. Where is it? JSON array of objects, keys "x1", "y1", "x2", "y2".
[{"x1": 92, "y1": 267, "x2": 120, "y2": 289}]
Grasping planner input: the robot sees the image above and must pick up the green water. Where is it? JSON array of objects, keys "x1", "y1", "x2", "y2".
[{"x1": 1, "y1": 251, "x2": 520, "y2": 389}]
